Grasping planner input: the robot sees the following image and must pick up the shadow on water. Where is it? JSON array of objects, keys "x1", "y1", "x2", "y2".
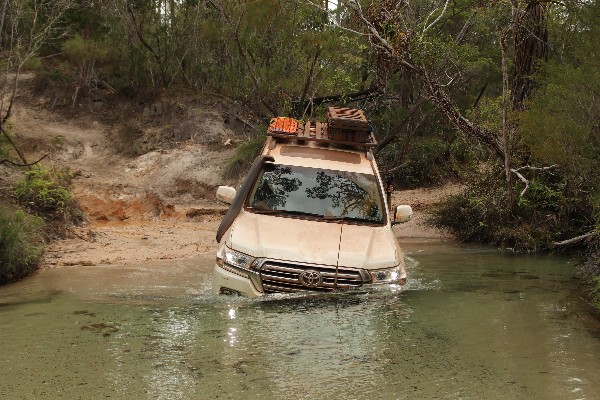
[{"x1": 0, "y1": 290, "x2": 62, "y2": 309}]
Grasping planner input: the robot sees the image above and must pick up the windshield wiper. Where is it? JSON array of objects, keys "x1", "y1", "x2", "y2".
[
  {"x1": 324, "y1": 215, "x2": 382, "y2": 224},
  {"x1": 248, "y1": 208, "x2": 324, "y2": 218},
  {"x1": 247, "y1": 208, "x2": 285, "y2": 214},
  {"x1": 277, "y1": 210, "x2": 322, "y2": 218},
  {"x1": 323, "y1": 215, "x2": 345, "y2": 221}
]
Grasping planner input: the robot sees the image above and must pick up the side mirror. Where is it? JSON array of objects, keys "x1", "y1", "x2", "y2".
[
  {"x1": 216, "y1": 186, "x2": 236, "y2": 205},
  {"x1": 393, "y1": 205, "x2": 412, "y2": 224}
]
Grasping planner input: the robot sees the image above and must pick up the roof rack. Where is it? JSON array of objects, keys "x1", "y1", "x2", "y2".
[{"x1": 267, "y1": 108, "x2": 377, "y2": 148}]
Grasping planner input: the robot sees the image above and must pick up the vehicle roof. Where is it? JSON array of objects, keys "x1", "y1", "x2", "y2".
[{"x1": 263, "y1": 138, "x2": 375, "y2": 175}]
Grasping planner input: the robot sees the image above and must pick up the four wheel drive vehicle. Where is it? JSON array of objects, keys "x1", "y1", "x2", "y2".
[{"x1": 213, "y1": 108, "x2": 412, "y2": 298}]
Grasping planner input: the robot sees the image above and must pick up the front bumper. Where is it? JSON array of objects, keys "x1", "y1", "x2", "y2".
[
  {"x1": 212, "y1": 264, "x2": 264, "y2": 298},
  {"x1": 213, "y1": 259, "x2": 407, "y2": 297}
]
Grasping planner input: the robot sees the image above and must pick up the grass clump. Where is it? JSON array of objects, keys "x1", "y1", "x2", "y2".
[
  {"x1": 15, "y1": 167, "x2": 74, "y2": 218},
  {"x1": 225, "y1": 133, "x2": 266, "y2": 178},
  {"x1": 0, "y1": 206, "x2": 44, "y2": 284}
]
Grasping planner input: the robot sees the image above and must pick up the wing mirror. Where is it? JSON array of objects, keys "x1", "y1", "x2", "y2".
[
  {"x1": 216, "y1": 186, "x2": 236, "y2": 205},
  {"x1": 393, "y1": 205, "x2": 412, "y2": 224}
]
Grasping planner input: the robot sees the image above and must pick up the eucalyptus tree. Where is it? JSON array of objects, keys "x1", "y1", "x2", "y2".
[
  {"x1": 301, "y1": 1, "x2": 559, "y2": 194},
  {"x1": 519, "y1": 0, "x2": 600, "y2": 244},
  {"x1": 98, "y1": 0, "x2": 365, "y2": 118},
  {"x1": 200, "y1": 0, "x2": 369, "y2": 117},
  {"x1": 0, "y1": 0, "x2": 74, "y2": 167}
]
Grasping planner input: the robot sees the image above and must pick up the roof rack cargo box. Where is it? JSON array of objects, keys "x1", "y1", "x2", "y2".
[{"x1": 327, "y1": 107, "x2": 371, "y2": 143}]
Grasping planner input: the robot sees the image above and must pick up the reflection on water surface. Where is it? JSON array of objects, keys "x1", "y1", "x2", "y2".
[{"x1": 1, "y1": 243, "x2": 600, "y2": 400}]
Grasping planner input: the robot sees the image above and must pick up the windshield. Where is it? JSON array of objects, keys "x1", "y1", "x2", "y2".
[{"x1": 247, "y1": 164, "x2": 385, "y2": 224}]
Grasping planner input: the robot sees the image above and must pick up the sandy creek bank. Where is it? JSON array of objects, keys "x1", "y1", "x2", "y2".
[
  {"x1": 6, "y1": 81, "x2": 456, "y2": 268},
  {"x1": 41, "y1": 188, "x2": 454, "y2": 268}
]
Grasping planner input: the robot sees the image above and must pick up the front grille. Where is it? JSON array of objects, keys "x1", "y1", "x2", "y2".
[{"x1": 260, "y1": 260, "x2": 364, "y2": 294}]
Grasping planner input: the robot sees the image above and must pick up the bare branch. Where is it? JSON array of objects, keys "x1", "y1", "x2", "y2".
[
  {"x1": 0, "y1": 154, "x2": 48, "y2": 167},
  {"x1": 422, "y1": 0, "x2": 450, "y2": 37},
  {"x1": 341, "y1": 0, "x2": 395, "y2": 55},
  {"x1": 554, "y1": 232, "x2": 597, "y2": 247},
  {"x1": 510, "y1": 164, "x2": 559, "y2": 198},
  {"x1": 298, "y1": 46, "x2": 322, "y2": 116},
  {"x1": 456, "y1": 16, "x2": 474, "y2": 44},
  {"x1": 2, "y1": 0, "x2": 74, "y2": 121},
  {"x1": 513, "y1": 164, "x2": 559, "y2": 173},
  {"x1": 208, "y1": 0, "x2": 277, "y2": 116},
  {"x1": 375, "y1": 98, "x2": 426, "y2": 154},
  {"x1": 0, "y1": 125, "x2": 29, "y2": 166},
  {"x1": 510, "y1": 168, "x2": 529, "y2": 198}
]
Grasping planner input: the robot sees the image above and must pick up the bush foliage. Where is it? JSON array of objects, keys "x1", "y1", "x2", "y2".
[
  {"x1": 0, "y1": 207, "x2": 44, "y2": 284},
  {"x1": 380, "y1": 136, "x2": 474, "y2": 189},
  {"x1": 15, "y1": 167, "x2": 73, "y2": 218},
  {"x1": 225, "y1": 134, "x2": 266, "y2": 178},
  {"x1": 431, "y1": 169, "x2": 596, "y2": 252}
]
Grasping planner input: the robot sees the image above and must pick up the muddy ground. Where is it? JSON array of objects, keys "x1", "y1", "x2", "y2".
[{"x1": 6, "y1": 76, "x2": 456, "y2": 268}]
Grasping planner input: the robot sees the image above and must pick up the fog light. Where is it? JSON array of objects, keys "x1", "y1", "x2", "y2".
[
  {"x1": 369, "y1": 267, "x2": 403, "y2": 284},
  {"x1": 219, "y1": 287, "x2": 242, "y2": 296}
]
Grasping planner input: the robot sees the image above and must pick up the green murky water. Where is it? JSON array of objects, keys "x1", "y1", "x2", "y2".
[{"x1": 1, "y1": 241, "x2": 599, "y2": 400}]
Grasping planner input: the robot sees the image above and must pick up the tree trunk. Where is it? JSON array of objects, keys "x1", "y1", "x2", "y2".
[
  {"x1": 501, "y1": 29, "x2": 514, "y2": 208},
  {"x1": 0, "y1": 0, "x2": 9, "y2": 47},
  {"x1": 375, "y1": 98, "x2": 425, "y2": 154},
  {"x1": 421, "y1": 70, "x2": 505, "y2": 160},
  {"x1": 0, "y1": 127, "x2": 29, "y2": 167},
  {"x1": 297, "y1": 46, "x2": 322, "y2": 118},
  {"x1": 512, "y1": 0, "x2": 548, "y2": 110}
]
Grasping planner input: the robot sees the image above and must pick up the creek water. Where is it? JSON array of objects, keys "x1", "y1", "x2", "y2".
[{"x1": 1, "y1": 240, "x2": 599, "y2": 400}]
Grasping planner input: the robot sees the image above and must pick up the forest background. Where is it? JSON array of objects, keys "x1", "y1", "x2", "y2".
[{"x1": 1, "y1": 0, "x2": 599, "y2": 309}]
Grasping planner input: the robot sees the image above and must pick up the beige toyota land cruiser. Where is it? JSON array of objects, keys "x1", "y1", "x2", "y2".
[{"x1": 212, "y1": 108, "x2": 412, "y2": 297}]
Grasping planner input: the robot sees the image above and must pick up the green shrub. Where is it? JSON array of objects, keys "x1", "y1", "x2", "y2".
[
  {"x1": 580, "y1": 235, "x2": 600, "y2": 312},
  {"x1": 397, "y1": 139, "x2": 448, "y2": 188},
  {"x1": 0, "y1": 207, "x2": 44, "y2": 284},
  {"x1": 430, "y1": 169, "x2": 591, "y2": 252},
  {"x1": 15, "y1": 167, "x2": 73, "y2": 218},
  {"x1": 379, "y1": 135, "x2": 474, "y2": 189},
  {"x1": 22, "y1": 57, "x2": 43, "y2": 72},
  {"x1": 225, "y1": 134, "x2": 266, "y2": 178},
  {"x1": 590, "y1": 276, "x2": 600, "y2": 311},
  {"x1": 430, "y1": 180, "x2": 510, "y2": 245},
  {"x1": 32, "y1": 63, "x2": 72, "y2": 94}
]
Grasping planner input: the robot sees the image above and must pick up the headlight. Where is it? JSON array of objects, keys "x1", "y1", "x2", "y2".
[
  {"x1": 216, "y1": 245, "x2": 264, "y2": 271},
  {"x1": 369, "y1": 267, "x2": 406, "y2": 285},
  {"x1": 217, "y1": 245, "x2": 253, "y2": 270}
]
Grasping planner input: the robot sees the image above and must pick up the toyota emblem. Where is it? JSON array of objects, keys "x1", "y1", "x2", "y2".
[{"x1": 298, "y1": 270, "x2": 323, "y2": 287}]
